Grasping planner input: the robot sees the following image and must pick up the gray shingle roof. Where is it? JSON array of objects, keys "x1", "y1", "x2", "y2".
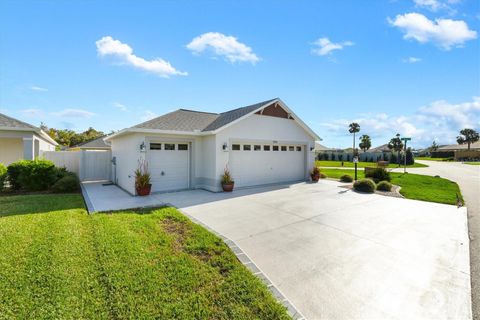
[
  {"x1": 132, "y1": 98, "x2": 277, "y2": 132},
  {"x1": 202, "y1": 98, "x2": 277, "y2": 131},
  {"x1": 0, "y1": 113, "x2": 38, "y2": 130},
  {"x1": 73, "y1": 136, "x2": 111, "y2": 149},
  {"x1": 133, "y1": 109, "x2": 219, "y2": 132},
  {"x1": 438, "y1": 141, "x2": 480, "y2": 151}
]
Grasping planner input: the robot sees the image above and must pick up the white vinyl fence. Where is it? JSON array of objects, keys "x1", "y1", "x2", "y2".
[{"x1": 43, "y1": 150, "x2": 111, "y2": 181}]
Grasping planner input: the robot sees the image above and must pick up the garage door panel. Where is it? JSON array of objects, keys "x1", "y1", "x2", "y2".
[
  {"x1": 230, "y1": 144, "x2": 305, "y2": 188},
  {"x1": 148, "y1": 143, "x2": 190, "y2": 193}
]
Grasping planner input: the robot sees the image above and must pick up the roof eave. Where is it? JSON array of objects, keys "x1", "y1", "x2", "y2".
[
  {"x1": 104, "y1": 128, "x2": 212, "y2": 141},
  {"x1": 0, "y1": 126, "x2": 58, "y2": 146}
]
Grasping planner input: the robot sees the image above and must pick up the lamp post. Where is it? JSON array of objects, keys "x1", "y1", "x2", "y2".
[{"x1": 401, "y1": 137, "x2": 411, "y2": 173}]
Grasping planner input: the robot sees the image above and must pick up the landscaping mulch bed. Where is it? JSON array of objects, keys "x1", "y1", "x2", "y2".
[{"x1": 339, "y1": 183, "x2": 404, "y2": 198}]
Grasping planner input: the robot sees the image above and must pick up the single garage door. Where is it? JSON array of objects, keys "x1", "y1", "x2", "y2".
[
  {"x1": 147, "y1": 142, "x2": 190, "y2": 192},
  {"x1": 230, "y1": 143, "x2": 305, "y2": 188}
]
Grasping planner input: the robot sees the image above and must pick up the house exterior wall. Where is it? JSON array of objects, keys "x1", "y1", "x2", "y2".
[
  {"x1": 214, "y1": 114, "x2": 316, "y2": 191},
  {"x1": 0, "y1": 137, "x2": 23, "y2": 165},
  {"x1": 110, "y1": 114, "x2": 316, "y2": 194}
]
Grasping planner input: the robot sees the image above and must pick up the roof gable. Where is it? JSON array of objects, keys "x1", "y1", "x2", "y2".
[{"x1": 0, "y1": 113, "x2": 38, "y2": 130}]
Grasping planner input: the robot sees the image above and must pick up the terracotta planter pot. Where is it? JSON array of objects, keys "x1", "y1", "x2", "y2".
[
  {"x1": 136, "y1": 184, "x2": 152, "y2": 196},
  {"x1": 311, "y1": 174, "x2": 320, "y2": 182},
  {"x1": 222, "y1": 182, "x2": 234, "y2": 192}
]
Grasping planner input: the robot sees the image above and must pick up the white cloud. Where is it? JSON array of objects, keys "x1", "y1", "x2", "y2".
[
  {"x1": 52, "y1": 108, "x2": 95, "y2": 118},
  {"x1": 112, "y1": 102, "x2": 127, "y2": 111},
  {"x1": 319, "y1": 97, "x2": 480, "y2": 147},
  {"x1": 20, "y1": 108, "x2": 44, "y2": 117},
  {"x1": 140, "y1": 110, "x2": 158, "y2": 122},
  {"x1": 30, "y1": 86, "x2": 48, "y2": 92},
  {"x1": 403, "y1": 56, "x2": 422, "y2": 63},
  {"x1": 186, "y1": 32, "x2": 260, "y2": 64},
  {"x1": 96, "y1": 36, "x2": 187, "y2": 77},
  {"x1": 388, "y1": 13, "x2": 477, "y2": 49},
  {"x1": 311, "y1": 37, "x2": 354, "y2": 56},
  {"x1": 414, "y1": 0, "x2": 445, "y2": 11}
]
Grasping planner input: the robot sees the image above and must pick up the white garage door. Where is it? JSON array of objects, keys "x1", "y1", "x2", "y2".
[
  {"x1": 147, "y1": 142, "x2": 190, "y2": 193},
  {"x1": 230, "y1": 143, "x2": 305, "y2": 188}
]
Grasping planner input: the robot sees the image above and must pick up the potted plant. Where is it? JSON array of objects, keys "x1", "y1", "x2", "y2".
[
  {"x1": 311, "y1": 166, "x2": 321, "y2": 182},
  {"x1": 135, "y1": 159, "x2": 152, "y2": 196},
  {"x1": 221, "y1": 167, "x2": 234, "y2": 192}
]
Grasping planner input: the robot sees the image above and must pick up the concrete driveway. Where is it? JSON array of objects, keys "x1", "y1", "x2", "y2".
[{"x1": 157, "y1": 179, "x2": 471, "y2": 319}]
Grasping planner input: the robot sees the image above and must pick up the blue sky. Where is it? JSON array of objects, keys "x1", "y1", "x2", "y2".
[{"x1": 0, "y1": 0, "x2": 479, "y2": 148}]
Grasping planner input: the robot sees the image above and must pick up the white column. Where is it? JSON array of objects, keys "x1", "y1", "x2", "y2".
[{"x1": 22, "y1": 137, "x2": 34, "y2": 160}]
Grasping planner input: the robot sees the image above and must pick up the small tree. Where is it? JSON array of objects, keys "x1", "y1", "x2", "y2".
[
  {"x1": 430, "y1": 140, "x2": 439, "y2": 152},
  {"x1": 359, "y1": 135, "x2": 371, "y2": 153},
  {"x1": 388, "y1": 133, "x2": 404, "y2": 166},
  {"x1": 457, "y1": 128, "x2": 479, "y2": 150},
  {"x1": 405, "y1": 147, "x2": 414, "y2": 165}
]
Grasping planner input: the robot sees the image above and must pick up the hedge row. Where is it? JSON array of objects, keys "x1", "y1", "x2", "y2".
[{"x1": 0, "y1": 159, "x2": 79, "y2": 193}]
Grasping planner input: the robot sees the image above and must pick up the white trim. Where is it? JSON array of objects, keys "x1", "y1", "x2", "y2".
[{"x1": 0, "y1": 126, "x2": 58, "y2": 146}]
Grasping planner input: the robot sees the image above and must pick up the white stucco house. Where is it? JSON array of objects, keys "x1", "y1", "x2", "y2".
[
  {"x1": 105, "y1": 98, "x2": 320, "y2": 194},
  {"x1": 0, "y1": 113, "x2": 58, "y2": 165}
]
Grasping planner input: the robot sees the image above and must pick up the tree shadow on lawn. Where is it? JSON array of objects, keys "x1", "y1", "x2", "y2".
[{"x1": 0, "y1": 193, "x2": 85, "y2": 217}]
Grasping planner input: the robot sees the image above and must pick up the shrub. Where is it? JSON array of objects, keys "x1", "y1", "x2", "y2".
[
  {"x1": 340, "y1": 174, "x2": 353, "y2": 182},
  {"x1": 353, "y1": 179, "x2": 376, "y2": 193},
  {"x1": 365, "y1": 167, "x2": 391, "y2": 183},
  {"x1": 7, "y1": 159, "x2": 58, "y2": 191},
  {"x1": 376, "y1": 181, "x2": 392, "y2": 192},
  {"x1": 51, "y1": 173, "x2": 80, "y2": 193},
  {"x1": 0, "y1": 163, "x2": 6, "y2": 191}
]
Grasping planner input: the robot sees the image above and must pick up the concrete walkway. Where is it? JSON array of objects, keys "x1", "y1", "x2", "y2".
[{"x1": 82, "y1": 179, "x2": 471, "y2": 319}]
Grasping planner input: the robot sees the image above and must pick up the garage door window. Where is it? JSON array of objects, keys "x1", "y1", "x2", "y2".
[
  {"x1": 178, "y1": 144, "x2": 188, "y2": 150},
  {"x1": 254, "y1": 145, "x2": 261, "y2": 151},
  {"x1": 296, "y1": 146, "x2": 302, "y2": 151},
  {"x1": 150, "y1": 143, "x2": 162, "y2": 150},
  {"x1": 273, "y1": 146, "x2": 279, "y2": 151},
  {"x1": 289, "y1": 146, "x2": 295, "y2": 151},
  {"x1": 165, "y1": 143, "x2": 175, "y2": 150},
  {"x1": 232, "y1": 144, "x2": 240, "y2": 150},
  {"x1": 281, "y1": 146, "x2": 287, "y2": 151},
  {"x1": 243, "y1": 145, "x2": 251, "y2": 151},
  {"x1": 263, "y1": 145, "x2": 270, "y2": 151}
]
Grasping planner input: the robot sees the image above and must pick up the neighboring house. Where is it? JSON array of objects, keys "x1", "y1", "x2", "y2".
[
  {"x1": 105, "y1": 98, "x2": 320, "y2": 194},
  {"x1": 436, "y1": 141, "x2": 480, "y2": 151},
  {"x1": 317, "y1": 143, "x2": 393, "y2": 161},
  {"x1": 68, "y1": 136, "x2": 111, "y2": 151},
  {"x1": 0, "y1": 113, "x2": 58, "y2": 165}
]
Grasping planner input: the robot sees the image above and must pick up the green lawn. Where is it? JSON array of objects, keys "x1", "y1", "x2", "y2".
[
  {"x1": 415, "y1": 157, "x2": 452, "y2": 161},
  {"x1": 0, "y1": 194, "x2": 290, "y2": 319},
  {"x1": 316, "y1": 160, "x2": 428, "y2": 168},
  {"x1": 464, "y1": 162, "x2": 480, "y2": 165},
  {"x1": 320, "y1": 168, "x2": 463, "y2": 205}
]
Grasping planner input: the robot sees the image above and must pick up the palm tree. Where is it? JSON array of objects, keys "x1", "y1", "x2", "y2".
[
  {"x1": 348, "y1": 123, "x2": 360, "y2": 156},
  {"x1": 457, "y1": 128, "x2": 479, "y2": 150},
  {"x1": 359, "y1": 135, "x2": 371, "y2": 153},
  {"x1": 388, "y1": 133, "x2": 404, "y2": 166}
]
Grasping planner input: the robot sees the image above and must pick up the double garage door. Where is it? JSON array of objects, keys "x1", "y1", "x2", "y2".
[
  {"x1": 230, "y1": 143, "x2": 306, "y2": 188},
  {"x1": 147, "y1": 142, "x2": 190, "y2": 193}
]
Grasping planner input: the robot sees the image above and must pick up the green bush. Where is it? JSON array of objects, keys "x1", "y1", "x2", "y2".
[
  {"x1": 353, "y1": 179, "x2": 376, "y2": 193},
  {"x1": 340, "y1": 174, "x2": 353, "y2": 182},
  {"x1": 7, "y1": 159, "x2": 58, "y2": 191},
  {"x1": 365, "y1": 167, "x2": 391, "y2": 183},
  {"x1": 51, "y1": 173, "x2": 80, "y2": 193},
  {"x1": 0, "y1": 163, "x2": 6, "y2": 191},
  {"x1": 376, "y1": 181, "x2": 392, "y2": 191}
]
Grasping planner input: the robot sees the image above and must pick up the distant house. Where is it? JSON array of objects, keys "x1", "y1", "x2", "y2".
[
  {"x1": 436, "y1": 141, "x2": 480, "y2": 151},
  {"x1": 0, "y1": 113, "x2": 58, "y2": 165},
  {"x1": 317, "y1": 143, "x2": 394, "y2": 162},
  {"x1": 69, "y1": 136, "x2": 111, "y2": 151}
]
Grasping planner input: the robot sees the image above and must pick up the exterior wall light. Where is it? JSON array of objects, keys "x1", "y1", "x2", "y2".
[
  {"x1": 140, "y1": 142, "x2": 146, "y2": 152},
  {"x1": 222, "y1": 143, "x2": 229, "y2": 152}
]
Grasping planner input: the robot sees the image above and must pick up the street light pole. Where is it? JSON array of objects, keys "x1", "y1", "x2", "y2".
[{"x1": 401, "y1": 137, "x2": 411, "y2": 174}]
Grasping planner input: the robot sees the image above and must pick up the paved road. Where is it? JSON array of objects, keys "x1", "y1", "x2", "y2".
[
  {"x1": 398, "y1": 160, "x2": 480, "y2": 319},
  {"x1": 159, "y1": 180, "x2": 470, "y2": 319}
]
